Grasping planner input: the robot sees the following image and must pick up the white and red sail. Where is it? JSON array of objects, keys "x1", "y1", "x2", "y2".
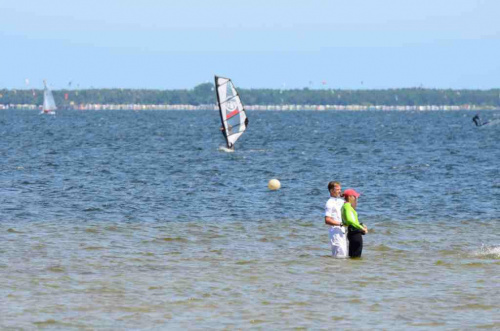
[{"x1": 214, "y1": 76, "x2": 248, "y2": 149}]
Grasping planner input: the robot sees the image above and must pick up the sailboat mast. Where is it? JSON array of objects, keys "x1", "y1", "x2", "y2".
[{"x1": 215, "y1": 76, "x2": 230, "y2": 148}]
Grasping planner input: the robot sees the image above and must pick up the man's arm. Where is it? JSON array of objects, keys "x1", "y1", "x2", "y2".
[{"x1": 325, "y1": 216, "x2": 342, "y2": 226}]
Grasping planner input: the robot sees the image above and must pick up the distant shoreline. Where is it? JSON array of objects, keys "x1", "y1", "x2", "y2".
[
  {"x1": 2, "y1": 85, "x2": 500, "y2": 109},
  {"x1": 2, "y1": 104, "x2": 498, "y2": 111}
]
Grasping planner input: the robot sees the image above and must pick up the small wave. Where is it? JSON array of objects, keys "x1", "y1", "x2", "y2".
[
  {"x1": 472, "y1": 245, "x2": 500, "y2": 259},
  {"x1": 83, "y1": 207, "x2": 103, "y2": 212},
  {"x1": 371, "y1": 244, "x2": 406, "y2": 253},
  {"x1": 249, "y1": 319, "x2": 266, "y2": 324},
  {"x1": 308, "y1": 188, "x2": 322, "y2": 196},
  {"x1": 156, "y1": 237, "x2": 188, "y2": 243},
  {"x1": 463, "y1": 262, "x2": 485, "y2": 267},
  {"x1": 235, "y1": 260, "x2": 257, "y2": 265},
  {"x1": 372, "y1": 244, "x2": 392, "y2": 252},
  {"x1": 437, "y1": 249, "x2": 456, "y2": 256},
  {"x1": 434, "y1": 260, "x2": 452, "y2": 267},
  {"x1": 84, "y1": 246, "x2": 104, "y2": 250},
  {"x1": 247, "y1": 149, "x2": 269, "y2": 152},
  {"x1": 33, "y1": 319, "x2": 58, "y2": 326},
  {"x1": 453, "y1": 303, "x2": 495, "y2": 310},
  {"x1": 391, "y1": 163, "x2": 430, "y2": 170},
  {"x1": 117, "y1": 306, "x2": 155, "y2": 313},
  {"x1": 218, "y1": 146, "x2": 235, "y2": 153},
  {"x1": 411, "y1": 322, "x2": 446, "y2": 327},
  {"x1": 47, "y1": 266, "x2": 65, "y2": 273}
]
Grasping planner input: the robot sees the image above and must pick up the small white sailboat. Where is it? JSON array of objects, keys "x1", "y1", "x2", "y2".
[
  {"x1": 214, "y1": 75, "x2": 249, "y2": 151},
  {"x1": 41, "y1": 80, "x2": 57, "y2": 115}
]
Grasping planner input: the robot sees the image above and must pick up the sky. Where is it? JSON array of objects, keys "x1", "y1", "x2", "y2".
[{"x1": 1, "y1": 0, "x2": 499, "y2": 90}]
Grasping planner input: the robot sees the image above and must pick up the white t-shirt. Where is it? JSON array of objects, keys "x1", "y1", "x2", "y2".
[
  {"x1": 324, "y1": 196, "x2": 347, "y2": 257},
  {"x1": 324, "y1": 196, "x2": 345, "y2": 227}
]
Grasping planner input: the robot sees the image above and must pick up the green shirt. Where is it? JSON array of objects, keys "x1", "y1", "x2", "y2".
[{"x1": 341, "y1": 202, "x2": 364, "y2": 231}]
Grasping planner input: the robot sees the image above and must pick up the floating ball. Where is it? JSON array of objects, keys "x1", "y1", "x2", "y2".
[{"x1": 268, "y1": 179, "x2": 281, "y2": 190}]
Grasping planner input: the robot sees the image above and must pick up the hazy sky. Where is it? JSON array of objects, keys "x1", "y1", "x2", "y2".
[{"x1": 1, "y1": 0, "x2": 499, "y2": 90}]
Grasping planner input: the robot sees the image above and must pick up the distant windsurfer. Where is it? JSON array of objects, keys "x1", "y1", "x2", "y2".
[
  {"x1": 472, "y1": 114, "x2": 489, "y2": 127},
  {"x1": 215, "y1": 76, "x2": 249, "y2": 150},
  {"x1": 472, "y1": 114, "x2": 481, "y2": 126}
]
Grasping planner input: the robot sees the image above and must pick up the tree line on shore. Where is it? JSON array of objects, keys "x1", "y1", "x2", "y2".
[{"x1": 1, "y1": 83, "x2": 500, "y2": 107}]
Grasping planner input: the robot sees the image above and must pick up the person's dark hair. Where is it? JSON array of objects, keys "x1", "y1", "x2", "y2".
[{"x1": 328, "y1": 181, "x2": 340, "y2": 191}]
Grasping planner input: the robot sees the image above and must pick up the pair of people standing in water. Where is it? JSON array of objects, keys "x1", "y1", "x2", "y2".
[{"x1": 324, "y1": 181, "x2": 368, "y2": 258}]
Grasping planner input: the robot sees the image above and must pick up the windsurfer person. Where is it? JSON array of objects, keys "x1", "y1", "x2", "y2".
[
  {"x1": 220, "y1": 125, "x2": 234, "y2": 150},
  {"x1": 215, "y1": 76, "x2": 249, "y2": 151},
  {"x1": 220, "y1": 117, "x2": 248, "y2": 150},
  {"x1": 472, "y1": 114, "x2": 489, "y2": 127},
  {"x1": 472, "y1": 114, "x2": 481, "y2": 126}
]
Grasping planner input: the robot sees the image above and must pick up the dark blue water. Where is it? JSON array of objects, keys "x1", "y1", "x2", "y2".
[
  {"x1": 1, "y1": 110, "x2": 498, "y2": 222},
  {"x1": 1, "y1": 109, "x2": 499, "y2": 329}
]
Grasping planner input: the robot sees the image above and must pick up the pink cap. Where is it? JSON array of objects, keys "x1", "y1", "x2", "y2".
[{"x1": 343, "y1": 189, "x2": 360, "y2": 198}]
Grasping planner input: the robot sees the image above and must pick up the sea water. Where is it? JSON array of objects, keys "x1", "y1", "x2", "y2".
[{"x1": 0, "y1": 109, "x2": 499, "y2": 329}]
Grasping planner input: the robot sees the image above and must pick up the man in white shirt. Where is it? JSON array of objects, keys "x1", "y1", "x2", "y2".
[{"x1": 324, "y1": 181, "x2": 347, "y2": 258}]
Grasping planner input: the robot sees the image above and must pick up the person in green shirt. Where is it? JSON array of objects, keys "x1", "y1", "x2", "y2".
[{"x1": 341, "y1": 189, "x2": 368, "y2": 258}]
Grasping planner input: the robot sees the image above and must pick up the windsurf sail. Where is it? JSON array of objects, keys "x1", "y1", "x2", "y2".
[
  {"x1": 215, "y1": 75, "x2": 249, "y2": 149},
  {"x1": 42, "y1": 80, "x2": 57, "y2": 114}
]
